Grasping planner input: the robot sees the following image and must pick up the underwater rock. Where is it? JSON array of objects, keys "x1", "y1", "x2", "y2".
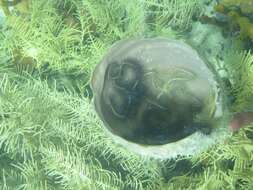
[
  {"x1": 91, "y1": 38, "x2": 225, "y2": 146},
  {"x1": 187, "y1": 22, "x2": 230, "y2": 61},
  {"x1": 0, "y1": 0, "x2": 29, "y2": 16}
]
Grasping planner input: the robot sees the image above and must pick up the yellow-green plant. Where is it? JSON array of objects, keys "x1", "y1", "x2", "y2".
[
  {"x1": 224, "y1": 51, "x2": 253, "y2": 112},
  {"x1": 0, "y1": 0, "x2": 253, "y2": 190}
]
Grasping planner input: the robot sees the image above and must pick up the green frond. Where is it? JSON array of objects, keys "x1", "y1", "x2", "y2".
[
  {"x1": 40, "y1": 145, "x2": 123, "y2": 190},
  {"x1": 11, "y1": 160, "x2": 51, "y2": 190},
  {"x1": 0, "y1": 169, "x2": 25, "y2": 190},
  {"x1": 1, "y1": 1, "x2": 82, "y2": 72},
  {"x1": 144, "y1": 0, "x2": 202, "y2": 33},
  {"x1": 224, "y1": 51, "x2": 253, "y2": 112},
  {"x1": 0, "y1": 0, "x2": 253, "y2": 189},
  {"x1": 77, "y1": 0, "x2": 145, "y2": 40},
  {"x1": 0, "y1": 73, "x2": 164, "y2": 189}
]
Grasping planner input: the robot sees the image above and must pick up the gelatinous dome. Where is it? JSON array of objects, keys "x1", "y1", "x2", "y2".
[{"x1": 91, "y1": 38, "x2": 223, "y2": 146}]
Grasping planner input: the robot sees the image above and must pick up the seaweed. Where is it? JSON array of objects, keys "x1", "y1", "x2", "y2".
[
  {"x1": 0, "y1": 0, "x2": 253, "y2": 190},
  {"x1": 214, "y1": 0, "x2": 253, "y2": 41}
]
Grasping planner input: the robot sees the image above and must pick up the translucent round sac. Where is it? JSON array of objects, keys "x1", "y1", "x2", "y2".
[{"x1": 91, "y1": 38, "x2": 228, "y2": 150}]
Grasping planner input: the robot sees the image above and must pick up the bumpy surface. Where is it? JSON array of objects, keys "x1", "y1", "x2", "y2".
[{"x1": 92, "y1": 38, "x2": 222, "y2": 145}]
